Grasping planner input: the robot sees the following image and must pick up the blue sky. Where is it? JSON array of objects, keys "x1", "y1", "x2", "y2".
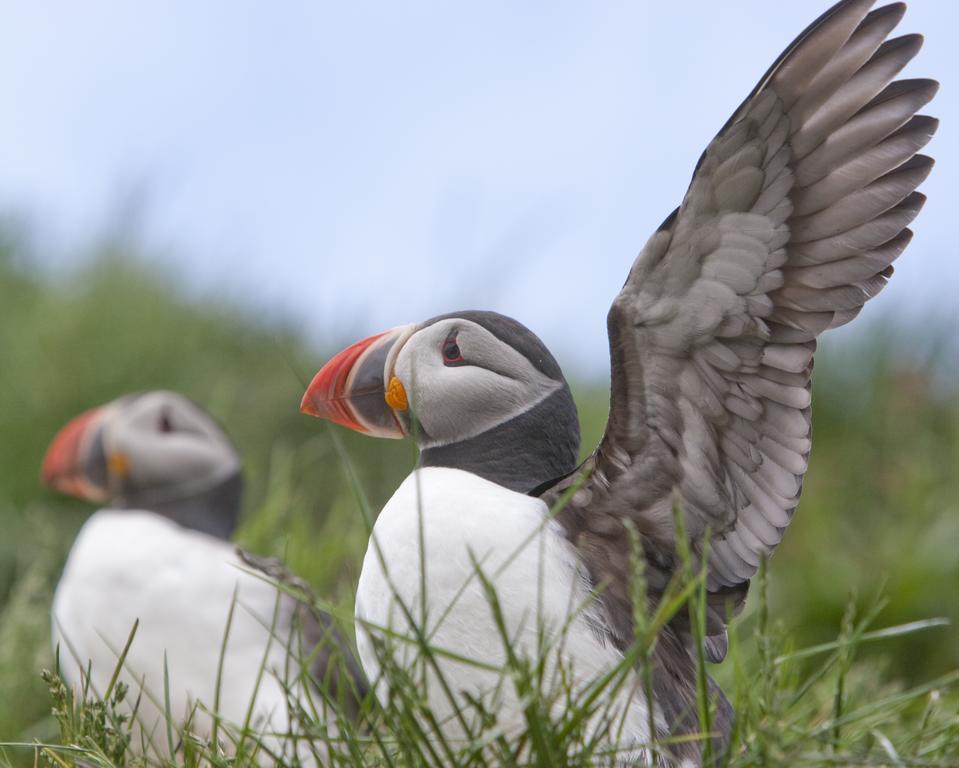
[{"x1": 0, "y1": 1, "x2": 955, "y2": 374}]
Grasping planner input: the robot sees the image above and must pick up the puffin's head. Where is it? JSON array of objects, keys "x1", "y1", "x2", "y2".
[
  {"x1": 301, "y1": 311, "x2": 580, "y2": 493},
  {"x1": 41, "y1": 391, "x2": 242, "y2": 535}
]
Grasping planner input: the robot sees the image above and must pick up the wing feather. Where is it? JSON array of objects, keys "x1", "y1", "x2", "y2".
[{"x1": 544, "y1": 0, "x2": 937, "y2": 658}]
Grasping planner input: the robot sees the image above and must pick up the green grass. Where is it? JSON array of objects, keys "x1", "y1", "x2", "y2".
[
  {"x1": 9, "y1": 524, "x2": 959, "y2": 767},
  {"x1": 0, "y1": 235, "x2": 957, "y2": 764}
]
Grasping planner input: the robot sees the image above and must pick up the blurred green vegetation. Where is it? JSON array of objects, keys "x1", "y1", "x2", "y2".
[{"x1": 0, "y1": 232, "x2": 956, "y2": 751}]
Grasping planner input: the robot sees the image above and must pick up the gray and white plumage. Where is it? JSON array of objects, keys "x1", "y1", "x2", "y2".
[
  {"x1": 44, "y1": 391, "x2": 366, "y2": 762},
  {"x1": 302, "y1": 1, "x2": 937, "y2": 764}
]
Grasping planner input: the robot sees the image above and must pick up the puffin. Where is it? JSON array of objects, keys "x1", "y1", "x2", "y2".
[
  {"x1": 42, "y1": 391, "x2": 366, "y2": 763},
  {"x1": 300, "y1": 0, "x2": 937, "y2": 763}
]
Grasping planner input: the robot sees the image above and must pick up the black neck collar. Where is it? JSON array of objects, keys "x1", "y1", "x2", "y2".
[
  {"x1": 113, "y1": 472, "x2": 243, "y2": 540},
  {"x1": 418, "y1": 387, "x2": 580, "y2": 494}
]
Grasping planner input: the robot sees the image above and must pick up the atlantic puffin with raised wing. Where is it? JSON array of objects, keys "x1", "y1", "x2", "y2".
[
  {"x1": 43, "y1": 391, "x2": 366, "y2": 763},
  {"x1": 301, "y1": 0, "x2": 937, "y2": 763}
]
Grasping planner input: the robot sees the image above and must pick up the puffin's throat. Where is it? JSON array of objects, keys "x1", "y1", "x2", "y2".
[{"x1": 418, "y1": 387, "x2": 580, "y2": 494}]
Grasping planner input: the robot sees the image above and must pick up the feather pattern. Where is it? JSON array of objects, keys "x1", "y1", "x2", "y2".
[{"x1": 540, "y1": 0, "x2": 936, "y2": 755}]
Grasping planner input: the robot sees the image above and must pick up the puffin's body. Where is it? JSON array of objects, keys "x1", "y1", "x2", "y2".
[
  {"x1": 53, "y1": 510, "x2": 316, "y2": 760},
  {"x1": 44, "y1": 392, "x2": 364, "y2": 763},
  {"x1": 302, "y1": 1, "x2": 938, "y2": 764},
  {"x1": 355, "y1": 468, "x2": 653, "y2": 759},
  {"x1": 308, "y1": 313, "x2": 664, "y2": 762}
]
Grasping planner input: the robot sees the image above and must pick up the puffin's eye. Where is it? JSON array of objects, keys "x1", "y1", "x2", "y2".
[
  {"x1": 158, "y1": 410, "x2": 174, "y2": 433},
  {"x1": 442, "y1": 336, "x2": 464, "y2": 365}
]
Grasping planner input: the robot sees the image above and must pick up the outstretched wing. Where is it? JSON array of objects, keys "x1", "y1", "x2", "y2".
[{"x1": 545, "y1": 0, "x2": 937, "y2": 654}]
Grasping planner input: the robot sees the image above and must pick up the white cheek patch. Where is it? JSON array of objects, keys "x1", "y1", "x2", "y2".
[
  {"x1": 394, "y1": 321, "x2": 562, "y2": 448},
  {"x1": 111, "y1": 394, "x2": 241, "y2": 502}
]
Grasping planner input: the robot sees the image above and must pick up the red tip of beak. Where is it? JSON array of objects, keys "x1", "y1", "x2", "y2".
[
  {"x1": 300, "y1": 331, "x2": 392, "y2": 432},
  {"x1": 41, "y1": 407, "x2": 104, "y2": 498}
]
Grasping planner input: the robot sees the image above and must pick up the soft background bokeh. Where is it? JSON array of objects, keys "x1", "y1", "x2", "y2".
[
  {"x1": 1, "y1": 0, "x2": 957, "y2": 368},
  {"x1": 0, "y1": 0, "x2": 956, "y2": 754}
]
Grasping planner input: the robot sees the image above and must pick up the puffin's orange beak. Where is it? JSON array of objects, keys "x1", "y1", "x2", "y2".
[
  {"x1": 41, "y1": 406, "x2": 111, "y2": 502},
  {"x1": 301, "y1": 324, "x2": 416, "y2": 438}
]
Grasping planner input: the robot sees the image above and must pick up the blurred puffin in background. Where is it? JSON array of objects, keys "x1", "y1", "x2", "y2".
[
  {"x1": 300, "y1": 0, "x2": 938, "y2": 763},
  {"x1": 42, "y1": 390, "x2": 366, "y2": 763}
]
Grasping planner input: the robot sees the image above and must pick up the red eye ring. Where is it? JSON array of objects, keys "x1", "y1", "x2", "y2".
[{"x1": 442, "y1": 336, "x2": 464, "y2": 365}]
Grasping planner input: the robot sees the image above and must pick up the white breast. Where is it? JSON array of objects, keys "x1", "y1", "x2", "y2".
[
  {"x1": 53, "y1": 510, "x2": 317, "y2": 764},
  {"x1": 355, "y1": 467, "x2": 654, "y2": 762}
]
